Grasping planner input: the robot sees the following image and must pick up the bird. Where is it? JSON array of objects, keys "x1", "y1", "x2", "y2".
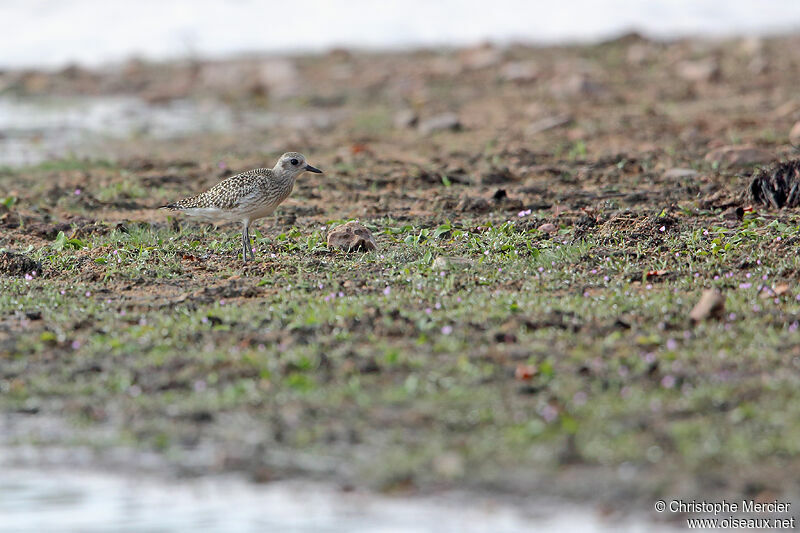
[{"x1": 162, "y1": 152, "x2": 322, "y2": 261}]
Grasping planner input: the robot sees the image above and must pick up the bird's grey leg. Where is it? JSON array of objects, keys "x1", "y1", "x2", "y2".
[
  {"x1": 246, "y1": 223, "x2": 254, "y2": 260},
  {"x1": 242, "y1": 221, "x2": 250, "y2": 262}
]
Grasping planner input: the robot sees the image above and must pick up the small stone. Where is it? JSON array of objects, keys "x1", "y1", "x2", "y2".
[
  {"x1": 721, "y1": 206, "x2": 744, "y2": 221},
  {"x1": 327, "y1": 221, "x2": 378, "y2": 252},
  {"x1": 432, "y1": 451, "x2": 464, "y2": 478},
  {"x1": 538, "y1": 223, "x2": 557, "y2": 233},
  {"x1": 500, "y1": 60, "x2": 539, "y2": 83},
  {"x1": 527, "y1": 114, "x2": 572, "y2": 135},
  {"x1": 774, "y1": 283, "x2": 791, "y2": 297},
  {"x1": 552, "y1": 73, "x2": 603, "y2": 97},
  {"x1": 705, "y1": 145, "x2": 773, "y2": 167},
  {"x1": 626, "y1": 43, "x2": 652, "y2": 65},
  {"x1": 663, "y1": 168, "x2": 699, "y2": 179},
  {"x1": 432, "y1": 256, "x2": 474, "y2": 271},
  {"x1": 394, "y1": 109, "x2": 418, "y2": 129},
  {"x1": 789, "y1": 121, "x2": 800, "y2": 144},
  {"x1": 675, "y1": 59, "x2": 720, "y2": 82},
  {"x1": 418, "y1": 113, "x2": 462, "y2": 135},
  {"x1": 460, "y1": 45, "x2": 502, "y2": 70},
  {"x1": 689, "y1": 289, "x2": 725, "y2": 323}
]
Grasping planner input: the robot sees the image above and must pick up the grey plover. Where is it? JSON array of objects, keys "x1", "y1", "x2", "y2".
[{"x1": 162, "y1": 152, "x2": 322, "y2": 261}]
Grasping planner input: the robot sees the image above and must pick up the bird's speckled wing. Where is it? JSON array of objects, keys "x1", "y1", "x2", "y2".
[{"x1": 165, "y1": 169, "x2": 271, "y2": 210}]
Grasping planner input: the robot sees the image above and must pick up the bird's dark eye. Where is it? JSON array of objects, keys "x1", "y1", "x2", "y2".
[{"x1": 290, "y1": 158, "x2": 299, "y2": 166}]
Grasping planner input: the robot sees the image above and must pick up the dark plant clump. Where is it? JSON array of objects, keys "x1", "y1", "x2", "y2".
[
  {"x1": 0, "y1": 251, "x2": 41, "y2": 276},
  {"x1": 750, "y1": 159, "x2": 800, "y2": 208}
]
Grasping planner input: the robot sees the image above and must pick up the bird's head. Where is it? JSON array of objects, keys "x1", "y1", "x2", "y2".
[{"x1": 275, "y1": 152, "x2": 323, "y2": 177}]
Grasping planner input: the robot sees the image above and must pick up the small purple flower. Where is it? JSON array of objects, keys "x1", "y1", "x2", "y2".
[
  {"x1": 539, "y1": 404, "x2": 559, "y2": 423},
  {"x1": 74, "y1": 188, "x2": 81, "y2": 195},
  {"x1": 383, "y1": 286, "x2": 391, "y2": 296},
  {"x1": 746, "y1": 272, "x2": 752, "y2": 279},
  {"x1": 425, "y1": 308, "x2": 432, "y2": 314},
  {"x1": 24, "y1": 273, "x2": 32, "y2": 281},
  {"x1": 659, "y1": 226, "x2": 666, "y2": 232},
  {"x1": 666, "y1": 338, "x2": 678, "y2": 350},
  {"x1": 71, "y1": 340, "x2": 81, "y2": 350},
  {"x1": 661, "y1": 375, "x2": 676, "y2": 389},
  {"x1": 338, "y1": 292, "x2": 344, "y2": 298},
  {"x1": 739, "y1": 283, "x2": 751, "y2": 289},
  {"x1": 441, "y1": 325, "x2": 453, "y2": 335},
  {"x1": 590, "y1": 269, "x2": 597, "y2": 274},
  {"x1": 85, "y1": 291, "x2": 91, "y2": 297},
  {"x1": 573, "y1": 391, "x2": 587, "y2": 405},
  {"x1": 538, "y1": 267, "x2": 544, "y2": 273}
]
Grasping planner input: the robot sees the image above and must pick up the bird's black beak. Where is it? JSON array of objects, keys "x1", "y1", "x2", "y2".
[{"x1": 305, "y1": 164, "x2": 323, "y2": 174}]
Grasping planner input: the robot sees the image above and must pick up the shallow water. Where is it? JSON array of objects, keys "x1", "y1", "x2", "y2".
[
  {"x1": 0, "y1": 96, "x2": 339, "y2": 166},
  {"x1": 0, "y1": 467, "x2": 680, "y2": 533}
]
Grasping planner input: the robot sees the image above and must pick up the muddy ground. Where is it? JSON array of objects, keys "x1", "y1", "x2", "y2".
[{"x1": 3, "y1": 33, "x2": 800, "y2": 519}]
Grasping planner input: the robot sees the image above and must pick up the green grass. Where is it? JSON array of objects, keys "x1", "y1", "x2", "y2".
[{"x1": 3, "y1": 210, "x2": 800, "y2": 494}]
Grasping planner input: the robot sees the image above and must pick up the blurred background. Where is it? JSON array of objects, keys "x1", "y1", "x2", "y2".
[
  {"x1": 5, "y1": 0, "x2": 800, "y2": 68},
  {"x1": 2, "y1": 0, "x2": 800, "y2": 167}
]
